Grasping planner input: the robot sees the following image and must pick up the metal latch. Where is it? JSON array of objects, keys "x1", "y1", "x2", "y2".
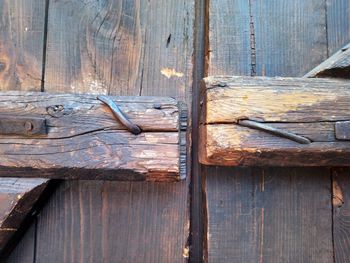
[
  {"x1": 0, "y1": 115, "x2": 47, "y2": 136},
  {"x1": 335, "y1": 121, "x2": 350, "y2": 140}
]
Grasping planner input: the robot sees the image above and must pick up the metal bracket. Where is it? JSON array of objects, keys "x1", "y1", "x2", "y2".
[
  {"x1": 97, "y1": 95, "x2": 142, "y2": 135},
  {"x1": 0, "y1": 115, "x2": 47, "y2": 136},
  {"x1": 335, "y1": 121, "x2": 350, "y2": 140}
]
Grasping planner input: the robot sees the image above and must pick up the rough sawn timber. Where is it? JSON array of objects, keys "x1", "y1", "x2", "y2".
[
  {"x1": 0, "y1": 91, "x2": 187, "y2": 181},
  {"x1": 200, "y1": 76, "x2": 350, "y2": 166},
  {"x1": 305, "y1": 42, "x2": 350, "y2": 78},
  {"x1": 0, "y1": 178, "x2": 48, "y2": 254}
]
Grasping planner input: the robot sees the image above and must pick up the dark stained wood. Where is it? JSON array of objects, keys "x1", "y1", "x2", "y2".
[
  {"x1": 0, "y1": 179, "x2": 48, "y2": 254},
  {"x1": 34, "y1": 181, "x2": 190, "y2": 263},
  {"x1": 0, "y1": 0, "x2": 50, "y2": 258},
  {"x1": 29, "y1": 0, "x2": 194, "y2": 262},
  {"x1": 0, "y1": 0, "x2": 45, "y2": 90},
  {"x1": 0, "y1": 92, "x2": 187, "y2": 181},
  {"x1": 305, "y1": 43, "x2": 350, "y2": 78},
  {"x1": 200, "y1": 76, "x2": 350, "y2": 166},
  {"x1": 204, "y1": 0, "x2": 333, "y2": 262},
  {"x1": 2, "y1": 224, "x2": 36, "y2": 263}
]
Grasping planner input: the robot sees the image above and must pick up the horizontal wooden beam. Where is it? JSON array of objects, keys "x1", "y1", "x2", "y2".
[
  {"x1": 0, "y1": 178, "x2": 49, "y2": 254},
  {"x1": 199, "y1": 76, "x2": 350, "y2": 166},
  {"x1": 305, "y1": 42, "x2": 350, "y2": 78},
  {"x1": 0, "y1": 92, "x2": 187, "y2": 181}
]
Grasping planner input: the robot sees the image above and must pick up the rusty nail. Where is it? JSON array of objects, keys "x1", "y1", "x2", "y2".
[{"x1": 24, "y1": 121, "x2": 33, "y2": 132}]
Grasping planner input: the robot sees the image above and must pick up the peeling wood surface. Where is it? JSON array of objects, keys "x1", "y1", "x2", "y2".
[
  {"x1": 0, "y1": 179, "x2": 48, "y2": 254},
  {"x1": 200, "y1": 76, "x2": 350, "y2": 166},
  {"x1": 0, "y1": 92, "x2": 186, "y2": 181},
  {"x1": 305, "y1": 43, "x2": 350, "y2": 78}
]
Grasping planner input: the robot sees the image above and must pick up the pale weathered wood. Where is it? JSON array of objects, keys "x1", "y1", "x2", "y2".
[
  {"x1": 305, "y1": 43, "x2": 350, "y2": 78},
  {"x1": 0, "y1": 91, "x2": 186, "y2": 181},
  {"x1": 0, "y1": 179, "x2": 48, "y2": 255},
  {"x1": 200, "y1": 76, "x2": 350, "y2": 166}
]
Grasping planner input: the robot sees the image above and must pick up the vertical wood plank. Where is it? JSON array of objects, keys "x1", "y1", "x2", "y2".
[
  {"x1": 252, "y1": 0, "x2": 328, "y2": 76},
  {"x1": 0, "y1": 0, "x2": 45, "y2": 90},
  {"x1": 327, "y1": 0, "x2": 350, "y2": 55},
  {"x1": 333, "y1": 169, "x2": 350, "y2": 263},
  {"x1": 205, "y1": 0, "x2": 333, "y2": 262},
  {"x1": 327, "y1": 1, "x2": 350, "y2": 262},
  {"x1": 36, "y1": 1, "x2": 193, "y2": 262},
  {"x1": 0, "y1": 0, "x2": 48, "y2": 259},
  {"x1": 3, "y1": 224, "x2": 36, "y2": 263}
]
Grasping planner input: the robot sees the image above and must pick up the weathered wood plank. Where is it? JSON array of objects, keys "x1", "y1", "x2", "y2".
[
  {"x1": 200, "y1": 76, "x2": 350, "y2": 166},
  {"x1": 205, "y1": 0, "x2": 332, "y2": 262},
  {"x1": 32, "y1": 0, "x2": 193, "y2": 262},
  {"x1": 205, "y1": 167, "x2": 333, "y2": 263},
  {"x1": 44, "y1": 0, "x2": 193, "y2": 101},
  {"x1": 0, "y1": 0, "x2": 45, "y2": 90},
  {"x1": 2, "y1": 223, "x2": 36, "y2": 263},
  {"x1": 0, "y1": 0, "x2": 49, "y2": 258},
  {"x1": 305, "y1": 43, "x2": 350, "y2": 78},
  {"x1": 327, "y1": 0, "x2": 350, "y2": 55},
  {"x1": 0, "y1": 179, "x2": 48, "y2": 255},
  {"x1": 333, "y1": 168, "x2": 350, "y2": 263},
  {"x1": 0, "y1": 92, "x2": 186, "y2": 181}
]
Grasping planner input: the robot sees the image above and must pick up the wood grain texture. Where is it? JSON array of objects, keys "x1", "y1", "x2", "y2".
[
  {"x1": 44, "y1": 0, "x2": 193, "y2": 101},
  {"x1": 2, "y1": 224, "x2": 36, "y2": 263},
  {"x1": 327, "y1": 0, "x2": 350, "y2": 55},
  {"x1": 200, "y1": 76, "x2": 350, "y2": 166},
  {"x1": 29, "y1": 0, "x2": 194, "y2": 262},
  {"x1": 205, "y1": 0, "x2": 332, "y2": 261},
  {"x1": 252, "y1": 0, "x2": 328, "y2": 77},
  {"x1": 0, "y1": 179, "x2": 48, "y2": 254},
  {"x1": 333, "y1": 168, "x2": 350, "y2": 263},
  {"x1": 34, "y1": 180, "x2": 190, "y2": 263},
  {"x1": 206, "y1": 167, "x2": 333, "y2": 263},
  {"x1": 0, "y1": 0, "x2": 45, "y2": 90},
  {"x1": 305, "y1": 42, "x2": 350, "y2": 78},
  {"x1": 0, "y1": 92, "x2": 186, "y2": 181},
  {"x1": 0, "y1": 0, "x2": 50, "y2": 258}
]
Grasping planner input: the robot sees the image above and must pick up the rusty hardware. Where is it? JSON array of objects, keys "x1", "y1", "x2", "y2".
[
  {"x1": 335, "y1": 121, "x2": 350, "y2": 140},
  {"x1": 237, "y1": 119, "x2": 312, "y2": 144},
  {"x1": 97, "y1": 95, "x2": 142, "y2": 135},
  {"x1": 0, "y1": 115, "x2": 47, "y2": 136}
]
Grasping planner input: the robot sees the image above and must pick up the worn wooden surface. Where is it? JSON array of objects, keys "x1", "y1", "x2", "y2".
[
  {"x1": 0, "y1": 179, "x2": 48, "y2": 254},
  {"x1": 3, "y1": 0, "x2": 194, "y2": 262},
  {"x1": 0, "y1": 92, "x2": 186, "y2": 181},
  {"x1": 0, "y1": 0, "x2": 51, "y2": 257},
  {"x1": 204, "y1": 0, "x2": 335, "y2": 262},
  {"x1": 327, "y1": 1, "x2": 350, "y2": 262},
  {"x1": 305, "y1": 42, "x2": 350, "y2": 78},
  {"x1": 200, "y1": 76, "x2": 350, "y2": 166}
]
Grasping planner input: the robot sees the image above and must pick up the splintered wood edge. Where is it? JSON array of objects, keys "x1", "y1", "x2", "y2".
[{"x1": 178, "y1": 101, "x2": 188, "y2": 180}]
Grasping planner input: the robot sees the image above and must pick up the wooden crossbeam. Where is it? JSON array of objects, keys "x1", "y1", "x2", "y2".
[
  {"x1": 0, "y1": 178, "x2": 48, "y2": 254},
  {"x1": 305, "y1": 42, "x2": 350, "y2": 78},
  {"x1": 0, "y1": 92, "x2": 187, "y2": 181},
  {"x1": 199, "y1": 76, "x2": 350, "y2": 166}
]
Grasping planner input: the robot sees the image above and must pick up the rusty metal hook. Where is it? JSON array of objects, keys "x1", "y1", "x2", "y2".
[
  {"x1": 97, "y1": 95, "x2": 142, "y2": 135},
  {"x1": 238, "y1": 119, "x2": 311, "y2": 144}
]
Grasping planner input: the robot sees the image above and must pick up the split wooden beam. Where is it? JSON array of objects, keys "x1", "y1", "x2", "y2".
[
  {"x1": 0, "y1": 178, "x2": 48, "y2": 254},
  {"x1": 0, "y1": 92, "x2": 187, "y2": 181},
  {"x1": 199, "y1": 76, "x2": 350, "y2": 166},
  {"x1": 305, "y1": 42, "x2": 350, "y2": 78}
]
